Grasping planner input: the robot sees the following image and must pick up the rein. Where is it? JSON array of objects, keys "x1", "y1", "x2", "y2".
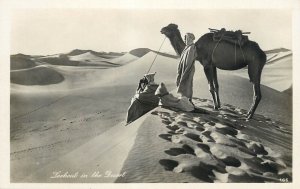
[{"x1": 146, "y1": 36, "x2": 167, "y2": 74}]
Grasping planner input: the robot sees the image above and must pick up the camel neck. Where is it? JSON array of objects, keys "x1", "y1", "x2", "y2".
[{"x1": 169, "y1": 33, "x2": 185, "y2": 55}]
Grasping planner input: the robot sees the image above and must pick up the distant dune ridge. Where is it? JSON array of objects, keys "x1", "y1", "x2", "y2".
[
  {"x1": 67, "y1": 49, "x2": 124, "y2": 58},
  {"x1": 264, "y1": 47, "x2": 290, "y2": 54},
  {"x1": 92, "y1": 51, "x2": 179, "y2": 87},
  {"x1": 27, "y1": 49, "x2": 125, "y2": 68},
  {"x1": 107, "y1": 53, "x2": 139, "y2": 65},
  {"x1": 129, "y1": 48, "x2": 179, "y2": 59},
  {"x1": 10, "y1": 54, "x2": 37, "y2": 70},
  {"x1": 38, "y1": 55, "x2": 81, "y2": 66},
  {"x1": 10, "y1": 47, "x2": 291, "y2": 91},
  {"x1": 38, "y1": 53, "x2": 118, "y2": 67},
  {"x1": 10, "y1": 47, "x2": 292, "y2": 183},
  {"x1": 68, "y1": 52, "x2": 120, "y2": 67},
  {"x1": 10, "y1": 48, "x2": 178, "y2": 87},
  {"x1": 11, "y1": 66, "x2": 64, "y2": 85}
]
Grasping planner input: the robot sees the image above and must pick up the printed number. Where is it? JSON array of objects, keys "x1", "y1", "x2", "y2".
[{"x1": 279, "y1": 178, "x2": 289, "y2": 182}]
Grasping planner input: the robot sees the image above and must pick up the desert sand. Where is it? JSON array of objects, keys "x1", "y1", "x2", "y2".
[
  {"x1": 116, "y1": 75, "x2": 292, "y2": 183},
  {"x1": 10, "y1": 47, "x2": 292, "y2": 183}
]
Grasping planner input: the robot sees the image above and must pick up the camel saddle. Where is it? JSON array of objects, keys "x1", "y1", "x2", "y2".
[{"x1": 209, "y1": 28, "x2": 249, "y2": 46}]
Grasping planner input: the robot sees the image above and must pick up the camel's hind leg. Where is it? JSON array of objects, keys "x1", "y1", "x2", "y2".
[
  {"x1": 204, "y1": 65, "x2": 219, "y2": 110},
  {"x1": 246, "y1": 59, "x2": 265, "y2": 119},
  {"x1": 247, "y1": 82, "x2": 262, "y2": 119}
]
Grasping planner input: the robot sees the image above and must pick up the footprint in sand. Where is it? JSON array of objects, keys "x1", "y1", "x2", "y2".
[
  {"x1": 246, "y1": 141, "x2": 268, "y2": 155},
  {"x1": 158, "y1": 134, "x2": 172, "y2": 142},
  {"x1": 164, "y1": 148, "x2": 191, "y2": 156},
  {"x1": 153, "y1": 99, "x2": 292, "y2": 182}
]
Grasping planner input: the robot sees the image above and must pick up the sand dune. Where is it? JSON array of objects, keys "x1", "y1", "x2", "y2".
[
  {"x1": 10, "y1": 85, "x2": 138, "y2": 182},
  {"x1": 13, "y1": 73, "x2": 292, "y2": 183},
  {"x1": 38, "y1": 54, "x2": 62, "y2": 58},
  {"x1": 10, "y1": 47, "x2": 292, "y2": 183},
  {"x1": 129, "y1": 48, "x2": 152, "y2": 57},
  {"x1": 10, "y1": 48, "x2": 177, "y2": 89},
  {"x1": 264, "y1": 48, "x2": 290, "y2": 54},
  {"x1": 38, "y1": 53, "x2": 118, "y2": 67},
  {"x1": 35, "y1": 49, "x2": 124, "y2": 67},
  {"x1": 67, "y1": 49, "x2": 124, "y2": 58},
  {"x1": 92, "y1": 51, "x2": 178, "y2": 87},
  {"x1": 266, "y1": 51, "x2": 292, "y2": 64},
  {"x1": 10, "y1": 65, "x2": 100, "y2": 92},
  {"x1": 20, "y1": 117, "x2": 146, "y2": 182},
  {"x1": 10, "y1": 54, "x2": 37, "y2": 70},
  {"x1": 38, "y1": 55, "x2": 82, "y2": 66},
  {"x1": 10, "y1": 51, "x2": 178, "y2": 92},
  {"x1": 97, "y1": 54, "x2": 121, "y2": 59},
  {"x1": 116, "y1": 67, "x2": 292, "y2": 183},
  {"x1": 283, "y1": 85, "x2": 292, "y2": 95},
  {"x1": 129, "y1": 48, "x2": 179, "y2": 59},
  {"x1": 117, "y1": 99, "x2": 291, "y2": 183},
  {"x1": 10, "y1": 65, "x2": 64, "y2": 85},
  {"x1": 69, "y1": 52, "x2": 106, "y2": 62},
  {"x1": 106, "y1": 53, "x2": 139, "y2": 65},
  {"x1": 67, "y1": 49, "x2": 94, "y2": 56},
  {"x1": 10, "y1": 50, "x2": 179, "y2": 182},
  {"x1": 69, "y1": 52, "x2": 121, "y2": 67}
]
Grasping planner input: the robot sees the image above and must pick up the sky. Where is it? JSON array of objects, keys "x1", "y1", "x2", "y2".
[{"x1": 11, "y1": 9, "x2": 292, "y2": 55}]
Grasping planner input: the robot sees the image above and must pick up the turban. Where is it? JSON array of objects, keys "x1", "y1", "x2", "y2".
[
  {"x1": 155, "y1": 82, "x2": 169, "y2": 97},
  {"x1": 144, "y1": 72, "x2": 156, "y2": 83},
  {"x1": 185, "y1": 33, "x2": 195, "y2": 41}
]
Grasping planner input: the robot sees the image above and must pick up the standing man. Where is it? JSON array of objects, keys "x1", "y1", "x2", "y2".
[{"x1": 176, "y1": 32, "x2": 197, "y2": 103}]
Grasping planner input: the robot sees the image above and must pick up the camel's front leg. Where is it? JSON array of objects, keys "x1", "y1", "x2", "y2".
[
  {"x1": 247, "y1": 82, "x2": 262, "y2": 119},
  {"x1": 204, "y1": 66, "x2": 219, "y2": 110},
  {"x1": 212, "y1": 67, "x2": 221, "y2": 108}
]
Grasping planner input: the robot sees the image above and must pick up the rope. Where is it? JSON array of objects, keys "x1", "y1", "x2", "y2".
[
  {"x1": 211, "y1": 38, "x2": 222, "y2": 62},
  {"x1": 235, "y1": 42, "x2": 237, "y2": 65},
  {"x1": 238, "y1": 40, "x2": 246, "y2": 62},
  {"x1": 146, "y1": 36, "x2": 166, "y2": 74}
]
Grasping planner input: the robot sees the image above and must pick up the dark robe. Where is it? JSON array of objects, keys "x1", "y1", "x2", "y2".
[{"x1": 126, "y1": 83, "x2": 159, "y2": 124}]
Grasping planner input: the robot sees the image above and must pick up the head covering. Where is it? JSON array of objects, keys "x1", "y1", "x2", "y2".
[
  {"x1": 185, "y1": 33, "x2": 195, "y2": 41},
  {"x1": 144, "y1": 72, "x2": 156, "y2": 83},
  {"x1": 155, "y1": 82, "x2": 169, "y2": 97}
]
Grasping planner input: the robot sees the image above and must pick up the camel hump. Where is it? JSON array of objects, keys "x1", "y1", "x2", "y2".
[{"x1": 209, "y1": 28, "x2": 249, "y2": 46}]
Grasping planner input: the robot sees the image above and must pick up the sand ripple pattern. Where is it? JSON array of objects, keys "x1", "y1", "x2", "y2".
[{"x1": 154, "y1": 98, "x2": 292, "y2": 183}]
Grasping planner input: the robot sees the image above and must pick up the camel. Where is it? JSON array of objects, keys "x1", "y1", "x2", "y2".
[{"x1": 161, "y1": 24, "x2": 266, "y2": 119}]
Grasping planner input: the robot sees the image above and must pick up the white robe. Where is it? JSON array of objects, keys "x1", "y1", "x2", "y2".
[
  {"x1": 155, "y1": 82, "x2": 194, "y2": 112},
  {"x1": 176, "y1": 44, "x2": 197, "y2": 99},
  {"x1": 159, "y1": 94, "x2": 194, "y2": 112}
]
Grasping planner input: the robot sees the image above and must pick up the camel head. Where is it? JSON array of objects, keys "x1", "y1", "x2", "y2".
[
  {"x1": 161, "y1": 23, "x2": 185, "y2": 55},
  {"x1": 160, "y1": 23, "x2": 179, "y2": 38}
]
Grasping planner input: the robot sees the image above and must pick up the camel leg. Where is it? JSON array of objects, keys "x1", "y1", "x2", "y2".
[
  {"x1": 246, "y1": 82, "x2": 262, "y2": 119},
  {"x1": 246, "y1": 62, "x2": 263, "y2": 119},
  {"x1": 204, "y1": 66, "x2": 218, "y2": 110},
  {"x1": 212, "y1": 66, "x2": 221, "y2": 108}
]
